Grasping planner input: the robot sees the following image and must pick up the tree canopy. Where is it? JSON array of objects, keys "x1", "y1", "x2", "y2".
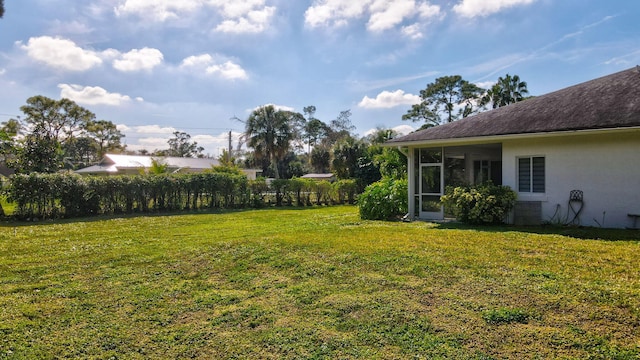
[
  {"x1": 402, "y1": 75, "x2": 484, "y2": 127},
  {"x1": 244, "y1": 105, "x2": 298, "y2": 179},
  {"x1": 481, "y1": 74, "x2": 529, "y2": 109},
  {"x1": 3, "y1": 95, "x2": 124, "y2": 173},
  {"x1": 167, "y1": 131, "x2": 204, "y2": 158}
]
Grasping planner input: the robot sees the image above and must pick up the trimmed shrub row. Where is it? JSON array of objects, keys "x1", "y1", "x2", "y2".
[{"x1": 3, "y1": 173, "x2": 358, "y2": 220}]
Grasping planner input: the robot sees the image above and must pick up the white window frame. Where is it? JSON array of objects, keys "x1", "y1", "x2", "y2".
[{"x1": 517, "y1": 156, "x2": 545, "y2": 193}]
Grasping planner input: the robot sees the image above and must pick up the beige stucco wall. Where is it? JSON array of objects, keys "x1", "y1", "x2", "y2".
[{"x1": 502, "y1": 130, "x2": 640, "y2": 228}]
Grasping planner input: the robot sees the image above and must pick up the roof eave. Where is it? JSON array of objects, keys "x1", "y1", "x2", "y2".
[{"x1": 384, "y1": 126, "x2": 640, "y2": 148}]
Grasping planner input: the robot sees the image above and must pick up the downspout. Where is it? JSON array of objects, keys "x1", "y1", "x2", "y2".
[
  {"x1": 401, "y1": 146, "x2": 413, "y2": 222},
  {"x1": 396, "y1": 146, "x2": 409, "y2": 157}
]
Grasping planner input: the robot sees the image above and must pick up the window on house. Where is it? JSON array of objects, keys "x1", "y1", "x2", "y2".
[{"x1": 518, "y1": 156, "x2": 545, "y2": 193}]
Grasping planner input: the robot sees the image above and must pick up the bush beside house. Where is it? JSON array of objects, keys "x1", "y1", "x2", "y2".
[{"x1": 441, "y1": 183, "x2": 517, "y2": 225}]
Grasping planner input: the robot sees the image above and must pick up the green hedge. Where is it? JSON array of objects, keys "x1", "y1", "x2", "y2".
[{"x1": 2, "y1": 173, "x2": 359, "y2": 220}]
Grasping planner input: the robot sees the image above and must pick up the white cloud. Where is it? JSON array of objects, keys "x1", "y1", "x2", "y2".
[
  {"x1": 18, "y1": 36, "x2": 104, "y2": 71},
  {"x1": 475, "y1": 81, "x2": 496, "y2": 90},
  {"x1": 401, "y1": 23, "x2": 424, "y2": 40},
  {"x1": 367, "y1": 0, "x2": 415, "y2": 32},
  {"x1": 114, "y1": 0, "x2": 275, "y2": 34},
  {"x1": 180, "y1": 54, "x2": 248, "y2": 80},
  {"x1": 215, "y1": 6, "x2": 275, "y2": 34},
  {"x1": 304, "y1": 0, "x2": 369, "y2": 28},
  {"x1": 206, "y1": 61, "x2": 248, "y2": 80},
  {"x1": 418, "y1": 2, "x2": 442, "y2": 19},
  {"x1": 114, "y1": 0, "x2": 203, "y2": 22},
  {"x1": 132, "y1": 125, "x2": 177, "y2": 134},
  {"x1": 113, "y1": 47, "x2": 164, "y2": 72},
  {"x1": 58, "y1": 84, "x2": 135, "y2": 106},
  {"x1": 392, "y1": 124, "x2": 415, "y2": 135},
  {"x1": 305, "y1": 0, "x2": 441, "y2": 35},
  {"x1": 180, "y1": 54, "x2": 214, "y2": 68},
  {"x1": 358, "y1": 90, "x2": 421, "y2": 109},
  {"x1": 363, "y1": 124, "x2": 415, "y2": 137},
  {"x1": 453, "y1": 0, "x2": 536, "y2": 18}
]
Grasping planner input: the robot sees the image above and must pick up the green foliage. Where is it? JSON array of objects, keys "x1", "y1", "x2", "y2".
[
  {"x1": 358, "y1": 177, "x2": 408, "y2": 220},
  {"x1": 209, "y1": 165, "x2": 245, "y2": 176},
  {"x1": 245, "y1": 105, "x2": 301, "y2": 179},
  {"x1": 482, "y1": 308, "x2": 531, "y2": 325},
  {"x1": 332, "y1": 179, "x2": 357, "y2": 204},
  {"x1": 4, "y1": 172, "x2": 250, "y2": 220},
  {"x1": 480, "y1": 74, "x2": 529, "y2": 109},
  {"x1": 440, "y1": 183, "x2": 517, "y2": 225},
  {"x1": 148, "y1": 158, "x2": 169, "y2": 174},
  {"x1": 403, "y1": 75, "x2": 485, "y2": 126},
  {"x1": 167, "y1": 131, "x2": 203, "y2": 158},
  {"x1": 8, "y1": 96, "x2": 124, "y2": 172},
  {"x1": 373, "y1": 147, "x2": 407, "y2": 180},
  {"x1": 2, "y1": 172, "x2": 365, "y2": 220},
  {"x1": 332, "y1": 136, "x2": 366, "y2": 179}
]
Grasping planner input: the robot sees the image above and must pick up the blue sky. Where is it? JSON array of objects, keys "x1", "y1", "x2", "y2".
[{"x1": 1, "y1": 0, "x2": 639, "y2": 156}]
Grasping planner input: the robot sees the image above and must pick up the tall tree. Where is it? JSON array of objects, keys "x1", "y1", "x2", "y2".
[
  {"x1": 310, "y1": 146, "x2": 331, "y2": 173},
  {"x1": 21, "y1": 96, "x2": 95, "y2": 144},
  {"x1": 167, "y1": 131, "x2": 203, "y2": 158},
  {"x1": 403, "y1": 75, "x2": 484, "y2": 127},
  {"x1": 244, "y1": 105, "x2": 298, "y2": 179},
  {"x1": 481, "y1": 74, "x2": 529, "y2": 109},
  {"x1": 84, "y1": 120, "x2": 125, "y2": 158},
  {"x1": 13, "y1": 96, "x2": 96, "y2": 173},
  {"x1": 302, "y1": 105, "x2": 330, "y2": 154},
  {"x1": 0, "y1": 119, "x2": 19, "y2": 166},
  {"x1": 332, "y1": 135, "x2": 365, "y2": 179},
  {"x1": 0, "y1": 0, "x2": 4, "y2": 18},
  {"x1": 323, "y1": 109, "x2": 355, "y2": 146},
  {"x1": 63, "y1": 136, "x2": 98, "y2": 168}
]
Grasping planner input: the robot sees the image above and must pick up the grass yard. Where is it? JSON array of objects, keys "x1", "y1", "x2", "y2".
[{"x1": 1, "y1": 206, "x2": 639, "y2": 359}]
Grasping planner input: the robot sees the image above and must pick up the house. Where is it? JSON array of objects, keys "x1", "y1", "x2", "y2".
[
  {"x1": 386, "y1": 66, "x2": 640, "y2": 229},
  {"x1": 301, "y1": 173, "x2": 336, "y2": 182},
  {"x1": 77, "y1": 154, "x2": 263, "y2": 179},
  {"x1": 75, "y1": 154, "x2": 221, "y2": 175}
]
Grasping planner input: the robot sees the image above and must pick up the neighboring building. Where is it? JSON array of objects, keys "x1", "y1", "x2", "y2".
[
  {"x1": 301, "y1": 173, "x2": 336, "y2": 182},
  {"x1": 386, "y1": 67, "x2": 640, "y2": 229},
  {"x1": 75, "y1": 154, "x2": 262, "y2": 180},
  {"x1": 76, "y1": 154, "x2": 220, "y2": 175}
]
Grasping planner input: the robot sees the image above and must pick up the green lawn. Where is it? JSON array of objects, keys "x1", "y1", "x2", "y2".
[{"x1": 1, "y1": 206, "x2": 639, "y2": 359}]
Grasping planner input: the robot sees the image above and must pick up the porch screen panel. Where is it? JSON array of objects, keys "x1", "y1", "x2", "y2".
[
  {"x1": 420, "y1": 148, "x2": 442, "y2": 164},
  {"x1": 421, "y1": 166, "x2": 441, "y2": 194},
  {"x1": 518, "y1": 158, "x2": 531, "y2": 192},
  {"x1": 421, "y1": 195, "x2": 441, "y2": 212}
]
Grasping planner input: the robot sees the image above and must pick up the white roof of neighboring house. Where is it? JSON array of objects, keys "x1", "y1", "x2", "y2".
[
  {"x1": 301, "y1": 173, "x2": 335, "y2": 179},
  {"x1": 76, "y1": 154, "x2": 220, "y2": 174}
]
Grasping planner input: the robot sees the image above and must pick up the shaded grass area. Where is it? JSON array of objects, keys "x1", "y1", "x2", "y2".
[{"x1": 1, "y1": 206, "x2": 639, "y2": 359}]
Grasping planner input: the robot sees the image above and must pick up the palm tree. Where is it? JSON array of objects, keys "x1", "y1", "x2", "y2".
[
  {"x1": 481, "y1": 74, "x2": 529, "y2": 109},
  {"x1": 244, "y1": 105, "x2": 295, "y2": 179}
]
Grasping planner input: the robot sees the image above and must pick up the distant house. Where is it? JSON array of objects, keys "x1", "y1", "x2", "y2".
[
  {"x1": 76, "y1": 154, "x2": 220, "y2": 175},
  {"x1": 301, "y1": 173, "x2": 336, "y2": 182},
  {"x1": 386, "y1": 67, "x2": 640, "y2": 229}
]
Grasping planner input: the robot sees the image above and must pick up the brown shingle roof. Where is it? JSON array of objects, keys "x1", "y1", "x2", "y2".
[{"x1": 387, "y1": 66, "x2": 640, "y2": 144}]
